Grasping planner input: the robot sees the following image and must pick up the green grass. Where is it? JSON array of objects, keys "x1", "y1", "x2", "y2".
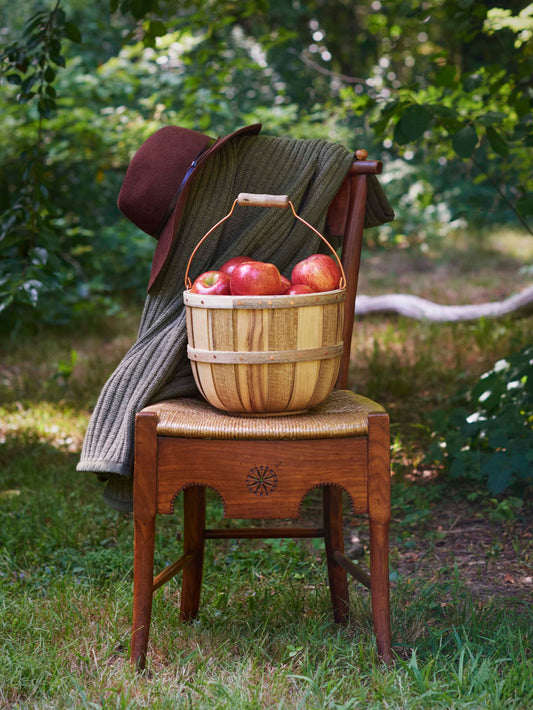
[
  {"x1": 1, "y1": 235, "x2": 532, "y2": 708},
  {"x1": 1, "y1": 448, "x2": 532, "y2": 709}
]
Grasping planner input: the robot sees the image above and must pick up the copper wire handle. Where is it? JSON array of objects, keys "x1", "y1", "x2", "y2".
[{"x1": 184, "y1": 194, "x2": 346, "y2": 290}]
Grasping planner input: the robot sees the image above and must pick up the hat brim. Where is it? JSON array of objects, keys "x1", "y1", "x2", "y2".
[{"x1": 147, "y1": 123, "x2": 261, "y2": 292}]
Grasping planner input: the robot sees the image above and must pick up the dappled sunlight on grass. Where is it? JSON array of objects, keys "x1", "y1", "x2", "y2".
[
  {"x1": 0, "y1": 402, "x2": 87, "y2": 452},
  {"x1": 478, "y1": 227, "x2": 533, "y2": 262}
]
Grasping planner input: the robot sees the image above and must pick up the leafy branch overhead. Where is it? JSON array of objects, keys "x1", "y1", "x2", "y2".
[{"x1": 1, "y1": 1, "x2": 81, "y2": 118}]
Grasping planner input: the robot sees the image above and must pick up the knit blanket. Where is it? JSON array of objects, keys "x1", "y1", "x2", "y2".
[{"x1": 76, "y1": 134, "x2": 390, "y2": 510}]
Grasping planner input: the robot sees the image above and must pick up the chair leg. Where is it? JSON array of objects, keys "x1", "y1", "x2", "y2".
[
  {"x1": 323, "y1": 485, "x2": 350, "y2": 624},
  {"x1": 180, "y1": 486, "x2": 206, "y2": 621},
  {"x1": 131, "y1": 411, "x2": 158, "y2": 670},
  {"x1": 131, "y1": 512, "x2": 156, "y2": 669},
  {"x1": 368, "y1": 413, "x2": 393, "y2": 664},
  {"x1": 369, "y1": 518, "x2": 392, "y2": 664}
]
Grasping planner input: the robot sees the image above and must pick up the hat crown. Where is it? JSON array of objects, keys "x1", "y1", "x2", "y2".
[
  {"x1": 118, "y1": 126, "x2": 211, "y2": 237},
  {"x1": 117, "y1": 122, "x2": 261, "y2": 291}
]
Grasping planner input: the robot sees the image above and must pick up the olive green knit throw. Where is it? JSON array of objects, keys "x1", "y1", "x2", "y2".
[{"x1": 76, "y1": 134, "x2": 391, "y2": 511}]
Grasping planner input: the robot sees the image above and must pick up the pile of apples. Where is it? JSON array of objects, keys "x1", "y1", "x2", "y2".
[{"x1": 190, "y1": 254, "x2": 341, "y2": 296}]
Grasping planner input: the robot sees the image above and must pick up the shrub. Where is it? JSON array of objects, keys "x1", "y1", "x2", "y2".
[{"x1": 429, "y1": 345, "x2": 533, "y2": 498}]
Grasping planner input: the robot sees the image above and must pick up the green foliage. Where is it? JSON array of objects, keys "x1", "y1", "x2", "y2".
[
  {"x1": 1, "y1": 0, "x2": 532, "y2": 326},
  {"x1": 429, "y1": 346, "x2": 533, "y2": 497},
  {"x1": 484, "y1": 5, "x2": 533, "y2": 48},
  {"x1": 0, "y1": 2, "x2": 80, "y2": 118},
  {"x1": 340, "y1": 1, "x2": 532, "y2": 234},
  {"x1": 0, "y1": 3, "x2": 155, "y2": 323},
  {"x1": 0, "y1": 3, "x2": 72, "y2": 315}
]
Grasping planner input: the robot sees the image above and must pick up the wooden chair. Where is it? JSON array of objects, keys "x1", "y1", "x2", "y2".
[{"x1": 131, "y1": 150, "x2": 392, "y2": 669}]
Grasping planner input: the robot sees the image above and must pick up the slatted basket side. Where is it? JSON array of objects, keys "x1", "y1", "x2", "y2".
[
  {"x1": 183, "y1": 192, "x2": 347, "y2": 415},
  {"x1": 185, "y1": 290, "x2": 345, "y2": 415}
]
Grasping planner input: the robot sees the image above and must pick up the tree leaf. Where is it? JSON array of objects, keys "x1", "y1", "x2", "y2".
[
  {"x1": 130, "y1": 0, "x2": 151, "y2": 20},
  {"x1": 486, "y1": 126, "x2": 509, "y2": 157},
  {"x1": 23, "y1": 11, "x2": 48, "y2": 36},
  {"x1": 397, "y1": 104, "x2": 431, "y2": 142},
  {"x1": 483, "y1": 452, "x2": 512, "y2": 493},
  {"x1": 452, "y1": 125, "x2": 478, "y2": 158},
  {"x1": 393, "y1": 118, "x2": 411, "y2": 146},
  {"x1": 147, "y1": 20, "x2": 167, "y2": 36},
  {"x1": 21, "y1": 279, "x2": 43, "y2": 306},
  {"x1": 479, "y1": 111, "x2": 507, "y2": 126},
  {"x1": 64, "y1": 22, "x2": 82, "y2": 44},
  {"x1": 21, "y1": 74, "x2": 37, "y2": 93},
  {"x1": 0, "y1": 294, "x2": 14, "y2": 314},
  {"x1": 50, "y1": 54, "x2": 66, "y2": 67},
  {"x1": 373, "y1": 99, "x2": 408, "y2": 135},
  {"x1": 434, "y1": 64, "x2": 456, "y2": 88}
]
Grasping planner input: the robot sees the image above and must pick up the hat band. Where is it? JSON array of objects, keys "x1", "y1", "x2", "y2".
[{"x1": 156, "y1": 137, "x2": 218, "y2": 238}]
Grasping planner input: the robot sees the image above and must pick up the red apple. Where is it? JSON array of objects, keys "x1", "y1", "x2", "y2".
[
  {"x1": 291, "y1": 254, "x2": 342, "y2": 293},
  {"x1": 190, "y1": 270, "x2": 231, "y2": 295},
  {"x1": 280, "y1": 274, "x2": 291, "y2": 293},
  {"x1": 219, "y1": 255, "x2": 253, "y2": 276},
  {"x1": 230, "y1": 261, "x2": 282, "y2": 296},
  {"x1": 284, "y1": 283, "x2": 314, "y2": 295}
]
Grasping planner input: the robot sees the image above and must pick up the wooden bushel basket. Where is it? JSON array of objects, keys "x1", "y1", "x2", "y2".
[{"x1": 184, "y1": 193, "x2": 346, "y2": 415}]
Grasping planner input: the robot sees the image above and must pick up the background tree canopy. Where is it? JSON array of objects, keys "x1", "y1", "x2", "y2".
[{"x1": 1, "y1": 0, "x2": 532, "y2": 325}]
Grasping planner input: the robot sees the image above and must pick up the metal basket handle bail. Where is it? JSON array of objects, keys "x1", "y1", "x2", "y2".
[{"x1": 184, "y1": 193, "x2": 347, "y2": 290}]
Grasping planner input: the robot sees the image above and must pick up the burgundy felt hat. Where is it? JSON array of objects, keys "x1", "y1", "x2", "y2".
[{"x1": 117, "y1": 123, "x2": 262, "y2": 291}]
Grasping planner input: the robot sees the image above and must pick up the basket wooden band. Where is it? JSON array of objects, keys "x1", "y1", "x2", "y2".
[
  {"x1": 187, "y1": 343, "x2": 343, "y2": 364},
  {"x1": 184, "y1": 288, "x2": 345, "y2": 309}
]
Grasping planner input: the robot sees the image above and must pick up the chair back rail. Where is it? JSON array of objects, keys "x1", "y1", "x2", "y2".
[{"x1": 330, "y1": 157, "x2": 382, "y2": 388}]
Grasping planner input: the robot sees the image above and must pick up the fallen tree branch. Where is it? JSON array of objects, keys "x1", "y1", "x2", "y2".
[{"x1": 355, "y1": 284, "x2": 533, "y2": 321}]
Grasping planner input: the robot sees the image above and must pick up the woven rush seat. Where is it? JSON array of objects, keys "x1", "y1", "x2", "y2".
[{"x1": 142, "y1": 389, "x2": 385, "y2": 440}]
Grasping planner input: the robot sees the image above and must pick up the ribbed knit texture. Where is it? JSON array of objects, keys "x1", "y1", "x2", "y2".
[{"x1": 77, "y1": 135, "x2": 356, "y2": 509}]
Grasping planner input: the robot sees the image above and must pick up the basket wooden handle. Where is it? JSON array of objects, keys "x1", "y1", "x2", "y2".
[
  {"x1": 184, "y1": 196, "x2": 346, "y2": 290},
  {"x1": 237, "y1": 193, "x2": 289, "y2": 208}
]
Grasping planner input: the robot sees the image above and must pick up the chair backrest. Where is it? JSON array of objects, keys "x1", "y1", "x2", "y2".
[{"x1": 326, "y1": 153, "x2": 383, "y2": 388}]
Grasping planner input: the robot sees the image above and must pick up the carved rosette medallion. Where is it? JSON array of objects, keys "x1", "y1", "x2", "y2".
[{"x1": 246, "y1": 466, "x2": 278, "y2": 496}]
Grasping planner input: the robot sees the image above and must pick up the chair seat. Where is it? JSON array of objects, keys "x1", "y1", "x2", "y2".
[{"x1": 142, "y1": 389, "x2": 384, "y2": 440}]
